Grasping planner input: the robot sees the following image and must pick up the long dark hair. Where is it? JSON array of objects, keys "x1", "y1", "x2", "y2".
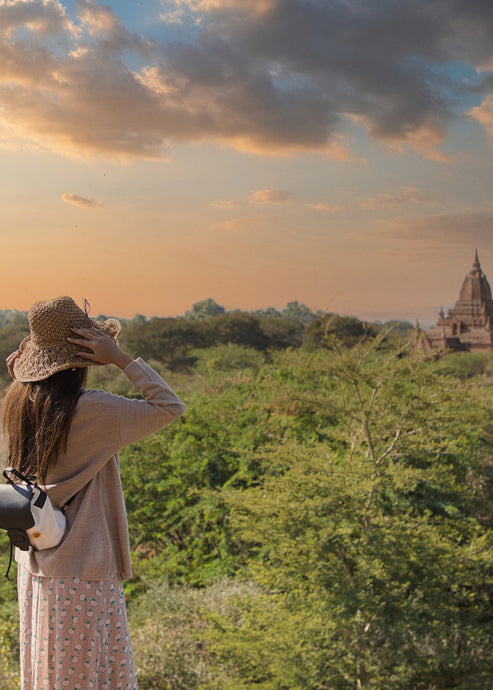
[{"x1": 1, "y1": 368, "x2": 87, "y2": 484}]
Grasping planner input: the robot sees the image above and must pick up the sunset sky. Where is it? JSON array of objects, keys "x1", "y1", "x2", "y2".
[{"x1": 2, "y1": 0, "x2": 493, "y2": 324}]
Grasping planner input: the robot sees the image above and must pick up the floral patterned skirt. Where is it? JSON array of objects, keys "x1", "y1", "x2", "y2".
[{"x1": 18, "y1": 565, "x2": 138, "y2": 690}]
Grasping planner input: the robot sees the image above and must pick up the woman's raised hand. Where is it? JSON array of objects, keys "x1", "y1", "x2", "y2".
[{"x1": 67, "y1": 327, "x2": 133, "y2": 370}]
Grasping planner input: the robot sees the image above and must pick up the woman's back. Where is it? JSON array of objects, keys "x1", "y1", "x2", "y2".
[{"x1": 16, "y1": 357, "x2": 186, "y2": 581}]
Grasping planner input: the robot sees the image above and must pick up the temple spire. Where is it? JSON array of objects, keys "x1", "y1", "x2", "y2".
[{"x1": 426, "y1": 251, "x2": 493, "y2": 351}]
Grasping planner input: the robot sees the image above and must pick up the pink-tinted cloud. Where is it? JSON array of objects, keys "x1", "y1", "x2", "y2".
[
  {"x1": 468, "y1": 95, "x2": 493, "y2": 143},
  {"x1": 361, "y1": 187, "x2": 437, "y2": 210},
  {"x1": 211, "y1": 200, "x2": 238, "y2": 209},
  {"x1": 62, "y1": 193, "x2": 103, "y2": 208},
  {"x1": 211, "y1": 215, "x2": 268, "y2": 231},
  {"x1": 305, "y1": 203, "x2": 344, "y2": 213},
  {"x1": 248, "y1": 189, "x2": 295, "y2": 206},
  {"x1": 378, "y1": 211, "x2": 493, "y2": 246},
  {"x1": 0, "y1": 0, "x2": 79, "y2": 39},
  {"x1": 174, "y1": 0, "x2": 275, "y2": 11}
]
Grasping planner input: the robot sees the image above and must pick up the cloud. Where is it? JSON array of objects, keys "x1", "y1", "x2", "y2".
[
  {"x1": 361, "y1": 186, "x2": 437, "y2": 210},
  {"x1": 61, "y1": 193, "x2": 103, "y2": 208},
  {"x1": 468, "y1": 95, "x2": 493, "y2": 143},
  {"x1": 381, "y1": 120, "x2": 453, "y2": 163},
  {"x1": 76, "y1": 0, "x2": 120, "y2": 35},
  {"x1": 0, "y1": 0, "x2": 79, "y2": 39},
  {"x1": 211, "y1": 215, "x2": 268, "y2": 231},
  {"x1": 159, "y1": 10, "x2": 186, "y2": 25},
  {"x1": 210, "y1": 199, "x2": 238, "y2": 209},
  {"x1": 1, "y1": 0, "x2": 493, "y2": 159},
  {"x1": 175, "y1": 0, "x2": 275, "y2": 12},
  {"x1": 377, "y1": 211, "x2": 493, "y2": 246},
  {"x1": 248, "y1": 188, "x2": 295, "y2": 205},
  {"x1": 305, "y1": 203, "x2": 344, "y2": 213}
]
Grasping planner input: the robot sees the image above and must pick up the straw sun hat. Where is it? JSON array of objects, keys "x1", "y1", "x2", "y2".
[{"x1": 13, "y1": 296, "x2": 121, "y2": 383}]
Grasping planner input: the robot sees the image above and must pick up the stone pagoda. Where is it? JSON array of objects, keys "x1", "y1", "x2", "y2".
[{"x1": 425, "y1": 250, "x2": 493, "y2": 351}]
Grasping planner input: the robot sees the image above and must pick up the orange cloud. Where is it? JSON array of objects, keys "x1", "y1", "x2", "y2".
[
  {"x1": 361, "y1": 187, "x2": 437, "y2": 210},
  {"x1": 385, "y1": 122, "x2": 453, "y2": 164},
  {"x1": 305, "y1": 203, "x2": 344, "y2": 213},
  {"x1": 62, "y1": 193, "x2": 103, "y2": 208},
  {"x1": 468, "y1": 95, "x2": 493, "y2": 144},
  {"x1": 0, "y1": 0, "x2": 79, "y2": 39},
  {"x1": 224, "y1": 132, "x2": 356, "y2": 160},
  {"x1": 211, "y1": 200, "x2": 238, "y2": 209},
  {"x1": 77, "y1": 0, "x2": 120, "y2": 35},
  {"x1": 377, "y1": 211, "x2": 493, "y2": 245},
  {"x1": 349, "y1": 114, "x2": 452, "y2": 163},
  {"x1": 248, "y1": 188, "x2": 295, "y2": 206},
  {"x1": 172, "y1": 0, "x2": 276, "y2": 15},
  {"x1": 211, "y1": 215, "x2": 268, "y2": 231}
]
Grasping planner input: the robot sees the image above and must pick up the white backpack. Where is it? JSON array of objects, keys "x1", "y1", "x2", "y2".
[{"x1": 0, "y1": 467, "x2": 70, "y2": 578}]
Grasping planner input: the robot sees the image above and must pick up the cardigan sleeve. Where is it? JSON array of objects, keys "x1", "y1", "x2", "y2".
[
  {"x1": 115, "y1": 357, "x2": 186, "y2": 449},
  {"x1": 41, "y1": 358, "x2": 185, "y2": 510}
]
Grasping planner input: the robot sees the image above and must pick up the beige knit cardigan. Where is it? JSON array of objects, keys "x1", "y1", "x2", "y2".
[{"x1": 15, "y1": 357, "x2": 186, "y2": 581}]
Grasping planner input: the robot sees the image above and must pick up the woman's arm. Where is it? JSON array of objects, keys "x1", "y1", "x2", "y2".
[{"x1": 67, "y1": 326, "x2": 186, "y2": 449}]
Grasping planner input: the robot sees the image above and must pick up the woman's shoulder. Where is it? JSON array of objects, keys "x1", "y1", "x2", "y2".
[
  {"x1": 71, "y1": 388, "x2": 131, "y2": 431},
  {"x1": 76, "y1": 388, "x2": 130, "y2": 410},
  {"x1": 79, "y1": 387, "x2": 114, "y2": 401}
]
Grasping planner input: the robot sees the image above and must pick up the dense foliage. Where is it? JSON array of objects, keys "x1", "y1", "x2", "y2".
[
  {"x1": 204, "y1": 341, "x2": 493, "y2": 689},
  {"x1": 0, "y1": 303, "x2": 413, "y2": 383},
  {"x1": 0, "y1": 315, "x2": 491, "y2": 688},
  {"x1": 128, "y1": 340, "x2": 493, "y2": 689}
]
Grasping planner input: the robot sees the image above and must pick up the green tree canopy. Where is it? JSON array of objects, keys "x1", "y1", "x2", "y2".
[
  {"x1": 184, "y1": 298, "x2": 226, "y2": 320},
  {"x1": 282, "y1": 300, "x2": 316, "y2": 325}
]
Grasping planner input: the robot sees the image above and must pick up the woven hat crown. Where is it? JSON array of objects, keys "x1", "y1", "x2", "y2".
[
  {"x1": 13, "y1": 296, "x2": 121, "y2": 382},
  {"x1": 29, "y1": 297, "x2": 92, "y2": 345}
]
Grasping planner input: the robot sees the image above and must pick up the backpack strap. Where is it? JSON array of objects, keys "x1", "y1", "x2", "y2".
[
  {"x1": 4, "y1": 542, "x2": 13, "y2": 580},
  {"x1": 3, "y1": 467, "x2": 34, "y2": 486},
  {"x1": 60, "y1": 493, "x2": 78, "y2": 512},
  {"x1": 3, "y1": 529, "x2": 31, "y2": 579}
]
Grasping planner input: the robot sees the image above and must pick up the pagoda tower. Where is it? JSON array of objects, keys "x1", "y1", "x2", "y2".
[{"x1": 426, "y1": 251, "x2": 493, "y2": 351}]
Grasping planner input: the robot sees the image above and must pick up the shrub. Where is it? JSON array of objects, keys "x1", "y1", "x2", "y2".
[{"x1": 129, "y1": 579, "x2": 249, "y2": 689}]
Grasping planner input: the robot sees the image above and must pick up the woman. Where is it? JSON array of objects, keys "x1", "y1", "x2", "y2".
[{"x1": 2, "y1": 296, "x2": 186, "y2": 690}]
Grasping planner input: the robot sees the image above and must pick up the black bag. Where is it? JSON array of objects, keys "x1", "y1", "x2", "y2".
[{"x1": 0, "y1": 467, "x2": 70, "y2": 579}]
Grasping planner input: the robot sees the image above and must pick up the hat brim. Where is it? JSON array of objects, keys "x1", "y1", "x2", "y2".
[{"x1": 13, "y1": 318, "x2": 121, "y2": 383}]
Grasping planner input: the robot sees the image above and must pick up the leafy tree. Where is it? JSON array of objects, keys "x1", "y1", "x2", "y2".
[
  {"x1": 130, "y1": 314, "x2": 147, "y2": 326},
  {"x1": 282, "y1": 300, "x2": 316, "y2": 325},
  {"x1": 259, "y1": 316, "x2": 304, "y2": 350},
  {"x1": 255, "y1": 307, "x2": 282, "y2": 318},
  {"x1": 184, "y1": 298, "x2": 226, "y2": 320},
  {"x1": 206, "y1": 312, "x2": 269, "y2": 350},
  {"x1": 193, "y1": 344, "x2": 266, "y2": 378},
  {"x1": 206, "y1": 336, "x2": 493, "y2": 689},
  {"x1": 433, "y1": 352, "x2": 489, "y2": 380},
  {"x1": 120, "y1": 310, "x2": 298, "y2": 371},
  {"x1": 304, "y1": 313, "x2": 377, "y2": 349},
  {"x1": 120, "y1": 348, "x2": 342, "y2": 584},
  {"x1": 120, "y1": 317, "x2": 204, "y2": 370},
  {"x1": 376, "y1": 320, "x2": 414, "y2": 340}
]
